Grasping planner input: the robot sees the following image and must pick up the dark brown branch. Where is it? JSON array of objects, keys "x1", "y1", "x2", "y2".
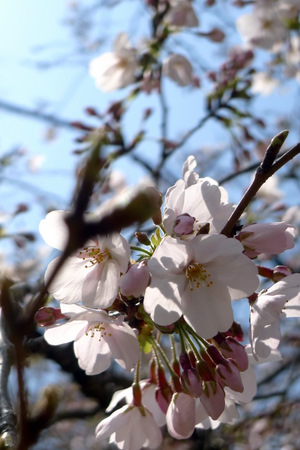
[
  {"x1": 221, "y1": 131, "x2": 300, "y2": 237},
  {"x1": 0, "y1": 345, "x2": 17, "y2": 447}
]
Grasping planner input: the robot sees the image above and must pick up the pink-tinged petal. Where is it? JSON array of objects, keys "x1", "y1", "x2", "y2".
[
  {"x1": 106, "y1": 387, "x2": 133, "y2": 413},
  {"x1": 44, "y1": 320, "x2": 87, "y2": 345},
  {"x1": 166, "y1": 393, "x2": 196, "y2": 439},
  {"x1": 252, "y1": 321, "x2": 281, "y2": 359},
  {"x1": 250, "y1": 274, "x2": 300, "y2": 358},
  {"x1": 119, "y1": 262, "x2": 150, "y2": 297},
  {"x1": 144, "y1": 276, "x2": 184, "y2": 326},
  {"x1": 105, "y1": 322, "x2": 139, "y2": 371},
  {"x1": 98, "y1": 406, "x2": 162, "y2": 450},
  {"x1": 183, "y1": 283, "x2": 233, "y2": 339},
  {"x1": 141, "y1": 383, "x2": 166, "y2": 427},
  {"x1": 193, "y1": 235, "x2": 259, "y2": 299},
  {"x1": 138, "y1": 409, "x2": 163, "y2": 449},
  {"x1": 74, "y1": 332, "x2": 111, "y2": 375},
  {"x1": 82, "y1": 259, "x2": 119, "y2": 309},
  {"x1": 60, "y1": 303, "x2": 88, "y2": 317},
  {"x1": 95, "y1": 405, "x2": 130, "y2": 440},
  {"x1": 39, "y1": 210, "x2": 69, "y2": 251},
  {"x1": 103, "y1": 234, "x2": 130, "y2": 273},
  {"x1": 163, "y1": 180, "x2": 185, "y2": 234},
  {"x1": 195, "y1": 399, "x2": 208, "y2": 424},
  {"x1": 45, "y1": 256, "x2": 86, "y2": 304},
  {"x1": 149, "y1": 236, "x2": 191, "y2": 273},
  {"x1": 217, "y1": 398, "x2": 240, "y2": 424},
  {"x1": 225, "y1": 365, "x2": 257, "y2": 404},
  {"x1": 182, "y1": 182, "x2": 234, "y2": 234}
]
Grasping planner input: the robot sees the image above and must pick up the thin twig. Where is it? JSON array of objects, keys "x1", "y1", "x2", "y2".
[{"x1": 221, "y1": 131, "x2": 300, "y2": 237}]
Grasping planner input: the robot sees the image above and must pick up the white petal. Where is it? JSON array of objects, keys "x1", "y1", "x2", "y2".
[
  {"x1": 44, "y1": 320, "x2": 86, "y2": 345},
  {"x1": 39, "y1": 210, "x2": 69, "y2": 251},
  {"x1": 74, "y1": 332, "x2": 111, "y2": 375},
  {"x1": 183, "y1": 283, "x2": 233, "y2": 338},
  {"x1": 106, "y1": 322, "x2": 139, "y2": 371},
  {"x1": 45, "y1": 256, "x2": 86, "y2": 304}
]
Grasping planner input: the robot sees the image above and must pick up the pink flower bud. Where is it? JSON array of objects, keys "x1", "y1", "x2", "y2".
[
  {"x1": 173, "y1": 213, "x2": 195, "y2": 236},
  {"x1": 238, "y1": 222, "x2": 296, "y2": 258},
  {"x1": 219, "y1": 337, "x2": 249, "y2": 372},
  {"x1": 273, "y1": 265, "x2": 292, "y2": 281},
  {"x1": 155, "y1": 386, "x2": 173, "y2": 414},
  {"x1": 182, "y1": 368, "x2": 203, "y2": 397},
  {"x1": 35, "y1": 307, "x2": 67, "y2": 327},
  {"x1": 119, "y1": 262, "x2": 150, "y2": 298},
  {"x1": 200, "y1": 381, "x2": 225, "y2": 420},
  {"x1": 217, "y1": 359, "x2": 244, "y2": 393}
]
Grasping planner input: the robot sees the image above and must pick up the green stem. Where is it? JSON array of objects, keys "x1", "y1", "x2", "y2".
[
  {"x1": 130, "y1": 246, "x2": 152, "y2": 256},
  {"x1": 151, "y1": 337, "x2": 177, "y2": 378}
]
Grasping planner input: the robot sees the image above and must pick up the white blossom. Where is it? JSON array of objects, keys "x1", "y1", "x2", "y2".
[
  {"x1": 44, "y1": 304, "x2": 139, "y2": 375},
  {"x1": 89, "y1": 33, "x2": 138, "y2": 92},
  {"x1": 250, "y1": 274, "x2": 300, "y2": 359},
  {"x1": 39, "y1": 210, "x2": 130, "y2": 309},
  {"x1": 95, "y1": 404, "x2": 162, "y2": 450}
]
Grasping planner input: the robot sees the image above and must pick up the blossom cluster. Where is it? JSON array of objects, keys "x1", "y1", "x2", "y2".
[{"x1": 36, "y1": 155, "x2": 300, "y2": 450}]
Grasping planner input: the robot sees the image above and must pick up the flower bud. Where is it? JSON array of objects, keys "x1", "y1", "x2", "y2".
[
  {"x1": 273, "y1": 265, "x2": 292, "y2": 281},
  {"x1": 173, "y1": 213, "x2": 195, "y2": 236},
  {"x1": 135, "y1": 232, "x2": 151, "y2": 246},
  {"x1": 119, "y1": 261, "x2": 150, "y2": 298},
  {"x1": 35, "y1": 307, "x2": 67, "y2": 327}
]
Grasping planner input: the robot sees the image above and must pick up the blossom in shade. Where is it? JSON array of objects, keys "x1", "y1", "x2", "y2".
[
  {"x1": 44, "y1": 304, "x2": 139, "y2": 375},
  {"x1": 162, "y1": 54, "x2": 194, "y2": 86},
  {"x1": 144, "y1": 234, "x2": 259, "y2": 338},
  {"x1": 95, "y1": 404, "x2": 162, "y2": 450},
  {"x1": 106, "y1": 381, "x2": 166, "y2": 427},
  {"x1": 89, "y1": 33, "x2": 137, "y2": 92},
  {"x1": 39, "y1": 210, "x2": 130, "y2": 309},
  {"x1": 238, "y1": 222, "x2": 295, "y2": 258},
  {"x1": 250, "y1": 274, "x2": 300, "y2": 359}
]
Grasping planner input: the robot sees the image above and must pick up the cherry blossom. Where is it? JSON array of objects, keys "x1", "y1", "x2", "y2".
[
  {"x1": 106, "y1": 380, "x2": 166, "y2": 427},
  {"x1": 250, "y1": 274, "x2": 300, "y2": 359},
  {"x1": 162, "y1": 54, "x2": 194, "y2": 86},
  {"x1": 39, "y1": 210, "x2": 130, "y2": 309},
  {"x1": 163, "y1": 157, "x2": 235, "y2": 237},
  {"x1": 44, "y1": 304, "x2": 139, "y2": 375},
  {"x1": 89, "y1": 33, "x2": 137, "y2": 92},
  {"x1": 144, "y1": 234, "x2": 259, "y2": 338},
  {"x1": 236, "y1": 2, "x2": 287, "y2": 50},
  {"x1": 95, "y1": 404, "x2": 162, "y2": 450}
]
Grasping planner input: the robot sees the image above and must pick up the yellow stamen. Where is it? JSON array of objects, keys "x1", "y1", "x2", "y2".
[{"x1": 186, "y1": 263, "x2": 213, "y2": 291}]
